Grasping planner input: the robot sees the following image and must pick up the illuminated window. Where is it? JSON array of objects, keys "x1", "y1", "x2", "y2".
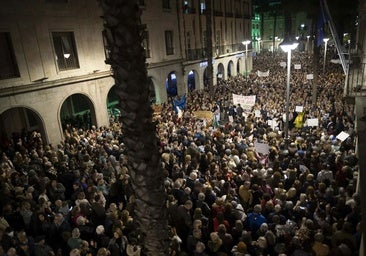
[{"x1": 52, "y1": 32, "x2": 79, "y2": 71}]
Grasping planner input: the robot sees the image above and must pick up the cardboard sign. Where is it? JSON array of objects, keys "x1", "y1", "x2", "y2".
[
  {"x1": 336, "y1": 131, "x2": 350, "y2": 142},
  {"x1": 306, "y1": 74, "x2": 314, "y2": 80},
  {"x1": 295, "y1": 106, "x2": 304, "y2": 113}
]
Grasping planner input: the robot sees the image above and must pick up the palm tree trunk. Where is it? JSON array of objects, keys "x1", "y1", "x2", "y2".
[{"x1": 98, "y1": 0, "x2": 170, "y2": 255}]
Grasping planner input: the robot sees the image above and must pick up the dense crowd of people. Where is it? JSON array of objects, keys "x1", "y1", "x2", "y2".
[{"x1": 0, "y1": 50, "x2": 361, "y2": 256}]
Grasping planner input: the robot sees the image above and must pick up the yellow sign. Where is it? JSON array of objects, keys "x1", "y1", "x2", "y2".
[{"x1": 193, "y1": 111, "x2": 213, "y2": 121}]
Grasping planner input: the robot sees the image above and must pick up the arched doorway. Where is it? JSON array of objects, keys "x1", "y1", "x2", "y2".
[
  {"x1": 217, "y1": 63, "x2": 225, "y2": 83},
  {"x1": 166, "y1": 71, "x2": 178, "y2": 98},
  {"x1": 227, "y1": 60, "x2": 234, "y2": 77},
  {"x1": 203, "y1": 67, "x2": 209, "y2": 88},
  {"x1": 187, "y1": 70, "x2": 199, "y2": 92},
  {"x1": 147, "y1": 76, "x2": 156, "y2": 104},
  {"x1": 107, "y1": 85, "x2": 121, "y2": 120},
  {"x1": 60, "y1": 94, "x2": 96, "y2": 131},
  {"x1": 0, "y1": 107, "x2": 46, "y2": 151},
  {"x1": 237, "y1": 58, "x2": 242, "y2": 75}
]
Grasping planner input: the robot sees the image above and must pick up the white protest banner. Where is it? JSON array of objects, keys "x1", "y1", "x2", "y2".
[
  {"x1": 254, "y1": 142, "x2": 270, "y2": 155},
  {"x1": 255, "y1": 110, "x2": 261, "y2": 118},
  {"x1": 243, "y1": 106, "x2": 253, "y2": 111},
  {"x1": 336, "y1": 131, "x2": 350, "y2": 142},
  {"x1": 177, "y1": 107, "x2": 183, "y2": 118},
  {"x1": 295, "y1": 106, "x2": 304, "y2": 113},
  {"x1": 306, "y1": 118, "x2": 319, "y2": 127},
  {"x1": 306, "y1": 74, "x2": 314, "y2": 80},
  {"x1": 228, "y1": 115, "x2": 234, "y2": 123},
  {"x1": 232, "y1": 93, "x2": 256, "y2": 107},
  {"x1": 294, "y1": 64, "x2": 301, "y2": 70},
  {"x1": 280, "y1": 62, "x2": 286, "y2": 68},
  {"x1": 257, "y1": 70, "x2": 270, "y2": 77},
  {"x1": 267, "y1": 119, "x2": 278, "y2": 130}
]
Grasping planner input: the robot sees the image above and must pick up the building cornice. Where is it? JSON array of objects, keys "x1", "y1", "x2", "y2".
[{"x1": 0, "y1": 70, "x2": 112, "y2": 98}]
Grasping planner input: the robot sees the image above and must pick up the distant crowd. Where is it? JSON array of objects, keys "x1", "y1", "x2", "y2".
[{"x1": 0, "y1": 50, "x2": 361, "y2": 256}]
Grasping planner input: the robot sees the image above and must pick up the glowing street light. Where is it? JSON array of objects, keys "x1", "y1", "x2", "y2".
[
  {"x1": 242, "y1": 40, "x2": 251, "y2": 56},
  {"x1": 242, "y1": 40, "x2": 251, "y2": 78},
  {"x1": 256, "y1": 37, "x2": 261, "y2": 53},
  {"x1": 279, "y1": 39, "x2": 299, "y2": 140},
  {"x1": 323, "y1": 38, "x2": 329, "y2": 75}
]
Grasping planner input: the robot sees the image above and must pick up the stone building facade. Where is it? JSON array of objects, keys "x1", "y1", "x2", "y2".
[{"x1": 0, "y1": 0, "x2": 252, "y2": 145}]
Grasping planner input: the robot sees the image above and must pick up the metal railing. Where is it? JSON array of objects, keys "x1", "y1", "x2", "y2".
[
  {"x1": 186, "y1": 48, "x2": 204, "y2": 60},
  {"x1": 345, "y1": 52, "x2": 366, "y2": 97},
  {"x1": 185, "y1": 44, "x2": 245, "y2": 61},
  {"x1": 214, "y1": 11, "x2": 223, "y2": 16}
]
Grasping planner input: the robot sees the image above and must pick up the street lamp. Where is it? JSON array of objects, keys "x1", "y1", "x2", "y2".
[
  {"x1": 306, "y1": 35, "x2": 310, "y2": 52},
  {"x1": 279, "y1": 39, "x2": 298, "y2": 140},
  {"x1": 242, "y1": 40, "x2": 251, "y2": 78},
  {"x1": 256, "y1": 37, "x2": 261, "y2": 53},
  {"x1": 323, "y1": 38, "x2": 329, "y2": 75}
]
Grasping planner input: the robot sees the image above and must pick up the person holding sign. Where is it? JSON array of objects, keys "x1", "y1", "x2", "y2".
[{"x1": 236, "y1": 104, "x2": 244, "y2": 124}]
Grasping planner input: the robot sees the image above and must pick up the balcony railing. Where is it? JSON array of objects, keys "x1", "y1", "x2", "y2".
[
  {"x1": 345, "y1": 52, "x2": 366, "y2": 97},
  {"x1": 214, "y1": 11, "x2": 223, "y2": 16},
  {"x1": 186, "y1": 49, "x2": 204, "y2": 61},
  {"x1": 225, "y1": 12, "x2": 234, "y2": 17},
  {"x1": 184, "y1": 7, "x2": 196, "y2": 14},
  {"x1": 243, "y1": 14, "x2": 252, "y2": 19},
  {"x1": 185, "y1": 44, "x2": 247, "y2": 61},
  {"x1": 235, "y1": 12, "x2": 242, "y2": 18}
]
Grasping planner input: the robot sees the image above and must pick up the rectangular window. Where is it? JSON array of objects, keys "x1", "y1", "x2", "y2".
[
  {"x1": 0, "y1": 32, "x2": 20, "y2": 80},
  {"x1": 165, "y1": 30, "x2": 174, "y2": 55},
  {"x1": 102, "y1": 30, "x2": 111, "y2": 63},
  {"x1": 184, "y1": 0, "x2": 196, "y2": 14},
  {"x1": 163, "y1": 0, "x2": 170, "y2": 9},
  {"x1": 200, "y1": 1, "x2": 206, "y2": 14},
  {"x1": 202, "y1": 30, "x2": 206, "y2": 48},
  {"x1": 234, "y1": 0, "x2": 242, "y2": 17},
  {"x1": 52, "y1": 32, "x2": 80, "y2": 71},
  {"x1": 214, "y1": 0, "x2": 222, "y2": 12},
  {"x1": 186, "y1": 31, "x2": 191, "y2": 49},
  {"x1": 226, "y1": 0, "x2": 232, "y2": 14},
  {"x1": 142, "y1": 30, "x2": 150, "y2": 58}
]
